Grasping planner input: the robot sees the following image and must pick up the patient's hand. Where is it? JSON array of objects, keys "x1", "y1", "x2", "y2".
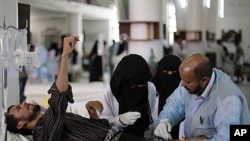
[{"x1": 85, "y1": 100, "x2": 103, "y2": 119}]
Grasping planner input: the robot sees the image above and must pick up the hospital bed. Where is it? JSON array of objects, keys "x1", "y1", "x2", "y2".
[{"x1": 1, "y1": 81, "x2": 105, "y2": 141}]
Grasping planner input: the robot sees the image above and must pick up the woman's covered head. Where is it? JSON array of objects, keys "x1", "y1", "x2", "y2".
[{"x1": 110, "y1": 54, "x2": 152, "y2": 95}]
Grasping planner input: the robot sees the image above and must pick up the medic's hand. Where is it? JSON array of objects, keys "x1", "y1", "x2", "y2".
[
  {"x1": 85, "y1": 100, "x2": 103, "y2": 119},
  {"x1": 154, "y1": 119, "x2": 173, "y2": 140},
  {"x1": 119, "y1": 112, "x2": 141, "y2": 125}
]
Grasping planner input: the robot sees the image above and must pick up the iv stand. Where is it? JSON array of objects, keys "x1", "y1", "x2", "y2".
[{"x1": 0, "y1": 17, "x2": 36, "y2": 141}]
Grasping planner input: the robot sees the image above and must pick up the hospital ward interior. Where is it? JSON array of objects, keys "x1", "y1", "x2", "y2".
[{"x1": 1, "y1": 0, "x2": 250, "y2": 140}]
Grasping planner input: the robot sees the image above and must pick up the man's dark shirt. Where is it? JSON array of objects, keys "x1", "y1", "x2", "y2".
[{"x1": 32, "y1": 83, "x2": 110, "y2": 141}]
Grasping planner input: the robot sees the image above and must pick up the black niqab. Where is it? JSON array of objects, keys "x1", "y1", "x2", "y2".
[
  {"x1": 151, "y1": 55, "x2": 181, "y2": 114},
  {"x1": 110, "y1": 54, "x2": 152, "y2": 137}
]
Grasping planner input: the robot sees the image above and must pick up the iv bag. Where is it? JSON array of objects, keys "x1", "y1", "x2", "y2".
[
  {"x1": 13, "y1": 49, "x2": 40, "y2": 71},
  {"x1": 0, "y1": 29, "x2": 11, "y2": 68},
  {"x1": 14, "y1": 28, "x2": 28, "y2": 51}
]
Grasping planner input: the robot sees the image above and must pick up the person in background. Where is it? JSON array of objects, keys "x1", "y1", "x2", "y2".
[
  {"x1": 28, "y1": 44, "x2": 54, "y2": 83},
  {"x1": 148, "y1": 48, "x2": 157, "y2": 76},
  {"x1": 151, "y1": 55, "x2": 182, "y2": 139},
  {"x1": 154, "y1": 53, "x2": 250, "y2": 140},
  {"x1": 88, "y1": 36, "x2": 106, "y2": 82},
  {"x1": 7, "y1": 36, "x2": 153, "y2": 141},
  {"x1": 107, "y1": 39, "x2": 116, "y2": 77},
  {"x1": 48, "y1": 42, "x2": 60, "y2": 80},
  {"x1": 71, "y1": 47, "x2": 82, "y2": 82},
  {"x1": 223, "y1": 52, "x2": 235, "y2": 79},
  {"x1": 111, "y1": 33, "x2": 129, "y2": 72},
  {"x1": 87, "y1": 54, "x2": 159, "y2": 139},
  {"x1": 234, "y1": 40, "x2": 245, "y2": 83},
  {"x1": 19, "y1": 66, "x2": 28, "y2": 103},
  {"x1": 215, "y1": 39, "x2": 229, "y2": 71},
  {"x1": 214, "y1": 39, "x2": 235, "y2": 79},
  {"x1": 172, "y1": 35, "x2": 185, "y2": 60}
]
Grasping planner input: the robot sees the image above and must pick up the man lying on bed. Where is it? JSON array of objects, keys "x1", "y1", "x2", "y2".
[{"x1": 6, "y1": 36, "x2": 150, "y2": 141}]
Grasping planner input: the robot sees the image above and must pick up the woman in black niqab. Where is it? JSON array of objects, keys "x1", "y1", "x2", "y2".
[
  {"x1": 151, "y1": 55, "x2": 182, "y2": 139},
  {"x1": 110, "y1": 54, "x2": 153, "y2": 137},
  {"x1": 151, "y1": 55, "x2": 181, "y2": 113}
]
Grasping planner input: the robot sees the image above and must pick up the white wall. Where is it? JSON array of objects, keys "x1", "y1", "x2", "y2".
[
  {"x1": 31, "y1": 18, "x2": 110, "y2": 52},
  {"x1": 31, "y1": 18, "x2": 67, "y2": 47}
]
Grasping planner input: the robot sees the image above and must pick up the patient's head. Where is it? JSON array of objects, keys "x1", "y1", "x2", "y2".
[{"x1": 7, "y1": 102, "x2": 41, "y2": 135}]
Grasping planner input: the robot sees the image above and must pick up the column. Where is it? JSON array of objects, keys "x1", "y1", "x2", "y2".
[
  {"x1": 175, "y1": 0, "x2": 220, "y2": 41},
  {"x1": 175, "y1": 0, "x2": 203, "y2": 40},
  {"x1": 174, "y1": 0, "x2": 206, "y2": 58},
  {"x1": 68, "y1": 13, "x2": 83, "y2": 65}
]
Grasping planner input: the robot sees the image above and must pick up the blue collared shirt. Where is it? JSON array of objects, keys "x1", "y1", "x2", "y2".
[{"x1": 156, "y1": 68, "x2": 250, "y2": 141}]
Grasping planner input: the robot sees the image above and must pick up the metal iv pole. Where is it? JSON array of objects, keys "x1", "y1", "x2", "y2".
[{"x1": 0, "y1": 17, "x2": 39, "y2": 141}]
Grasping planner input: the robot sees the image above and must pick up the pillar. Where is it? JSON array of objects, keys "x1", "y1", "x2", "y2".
[
  {"x1": 175, "y1": 0, "x2": 203, "y2": 40},
  {"x1": 67, "y1": 14, "x2": 83, "y2": 66},
  {"x1": 175, "y1": 0, "x2": 221, "y2": 41}
]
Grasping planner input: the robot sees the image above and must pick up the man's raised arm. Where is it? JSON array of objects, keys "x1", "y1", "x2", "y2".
[{"x1": 56, "y1": 36, "x2": 79, "y2": 92}]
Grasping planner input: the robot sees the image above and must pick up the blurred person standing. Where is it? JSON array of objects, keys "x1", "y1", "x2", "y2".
[
  {"x1": 19, "y1": 66, "x2": 28, "y2": 103},
  {"x1": 148, "y1": 48, "x2": 157, "y2": 76},
  {"x1": 172, "y1": 35, "x2": 185, "y2": 60},
  {"x1": 215, "y1": 40, "x2": 235, "y2": 79},
  {"x1": 234, "y1": 40, "x2": 245, "y2": 83},
  {"x1": 215, "y1": 39, "x2": 229, "y2": 71},
  {"x1": 111, "y1": 33, "x2": 129, "y2": 71},
  {"x1": 88, "y1": 36, "x2": 106, "y2": 82},
  {"x1": 28, "y1": 44, "x2": 54, "y2": 83},
  {"x1": 223, "y1": 52, "x2": 235, "y2": 80},
  {"x1": 48, "y1": 42, "x2": 60, "y2": 80},
  {"x1": 36, "y1": 44, "x2": 54, "y2": 83},
  {"x1": 107, "y1": 39, "x2": 116, "y2": 77},
  {"x1": 71, "y1": 47, "x2": 82, "y2": 82}
]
